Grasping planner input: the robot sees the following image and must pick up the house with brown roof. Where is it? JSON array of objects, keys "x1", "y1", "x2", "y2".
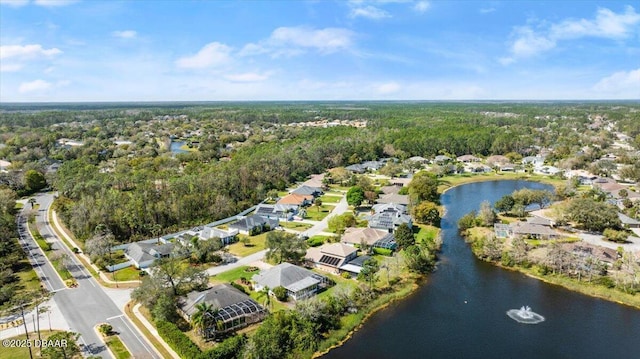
[
  {"x1": 562, "y1": 243, "x2": 618, "y2": 266},
  {"x1": 305, "y1": 243, "x2": 358, "y2": 274}
]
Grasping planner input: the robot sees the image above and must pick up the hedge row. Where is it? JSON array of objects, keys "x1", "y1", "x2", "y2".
[
  {"x1": 156, "y1": 320, "x2": 246, "y2": 359},
  {"x1": 156, "y1": 320, "x2": 202, "y2": 359}
]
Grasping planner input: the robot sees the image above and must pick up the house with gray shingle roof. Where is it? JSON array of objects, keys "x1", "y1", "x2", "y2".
[
  {"x1": 179, "y1": 284, "x2": 266, "y2": 340},
  {"x1": 229, "y1": 215, "x2": 279, "y2": 235},
  {"x1": 367, "y1": 212, "x2": 412, "y2": 233},
  {"x1": 124, "y1": 242, "x2": 174, "y2": 269},
  {"x1": 252, "y1": 263, "x2": 327, "y2": 301},
  {"x1": 291, "y1": 185, "x2": 323, "y2": 197}
]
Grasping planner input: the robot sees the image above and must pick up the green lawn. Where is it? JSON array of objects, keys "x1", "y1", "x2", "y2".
[
  {"x1": 319, "y1": 195, "x2": 342, "y2": 203},
  {"x1": 415, "y1": 224, "x2": 439, "y2": 244},
  {"x1": 105, "y1": 335, "x2": 132, "y2": 359},
  {"x1": 15, "y1": 202, "x2": 24, "y2": 209},
  {"x1": 279, "y1": 221, "x2": 313, "y2": 231},
  {"x1": 227, "y1": 232, "x2": 268, "y2": 257},
  {"x1": 304, "y1": 205, "x2": 334, "y2": 221},
  {"x1": 210, "y1": 265, "x2": 253, "y2": 283},
  {"x1": 106, "y1": 266, "x2": 142, "y2": 282}
]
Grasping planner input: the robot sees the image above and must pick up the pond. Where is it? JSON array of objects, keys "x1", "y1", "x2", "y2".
[{"x1": 323, "y1": 180, "x2": 640, "y2": 359}]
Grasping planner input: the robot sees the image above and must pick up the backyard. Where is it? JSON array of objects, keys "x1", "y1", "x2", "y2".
[{"x1": 227, "y1": 232, "x2": 268, "y2": 257}]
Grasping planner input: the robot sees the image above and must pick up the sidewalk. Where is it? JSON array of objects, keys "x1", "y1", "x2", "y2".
[
  {"x1": 51, "y1": 210, "x2": 141, "y2": 286},
  {"x1": 130, "y1": 303, "x2": 180, "y2": 359}
]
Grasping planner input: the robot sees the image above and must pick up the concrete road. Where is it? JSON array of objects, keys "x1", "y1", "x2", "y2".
[{"x1": 33, "y1": 193, "x2": 159, "y2": 359}]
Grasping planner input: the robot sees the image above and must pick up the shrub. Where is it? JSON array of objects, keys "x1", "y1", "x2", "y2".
[
  {"x1": 341, "y1": 272, "x2": 351, "y2": 279},
  {"x1": 272, "y1": 286, "x2": 288, "y2": 301},
  {"x1": 156, "y1": 320, "x2": 202, "y2": 359},
  {"x1": 306, "y1": 237, "x2": 324, "y2": 247},
  {"x1": 229, "y1": 282, "x2": 248, "y2": 294},
  {"x1": 72, "y1": 247, "x2": 80, "y2": 253},
  {"x1": 372, "y1": 247, "x2": 393, "y2": 256},
  {"x1": 200, "y1": 334, "x2": 247, "y2": 359},
  {"x1": 98, "y1": 323, "x2": 113, "y2": 336}
]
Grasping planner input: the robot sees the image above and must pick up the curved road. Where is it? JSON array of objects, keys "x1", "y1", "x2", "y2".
[{"x1": 30, "y1": 193, "x2": 159, "y2": 359}]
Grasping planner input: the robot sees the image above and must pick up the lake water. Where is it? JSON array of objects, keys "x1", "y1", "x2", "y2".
[
  {"x1": 323, "y1": 180, "x2": 640, "y2": 359},
  {"x1": 170, "y1": 141, "x2": 188, "y2": 154}
]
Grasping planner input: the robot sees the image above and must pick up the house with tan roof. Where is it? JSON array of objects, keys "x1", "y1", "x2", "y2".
[
  {"x1": 341, "y1": 227, "x2": 397, "y2": 250},
  {"x1": 305, "y1": 243, "x2": 358, "y2": 274},
  {"x1": 277, "y1": 193, "x2": 314, "y2": 206},
  {"x1": 457, "y1": 155, "x2": 481, "y2": 163}
]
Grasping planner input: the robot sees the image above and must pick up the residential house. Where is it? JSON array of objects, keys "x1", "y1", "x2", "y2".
[
  {"x1": 522, "y1": 155, "x2": 545, "y2": 168},
  {"x1": 406, "y1": 156, "x2": 428, "y2": 164},
  {"x1": 305, "y1": 243, "x2": 358, "y2": 274},
  {"x1": 254, "y1": 204, "x2": 296, "y2": 221},
  {"x1": 338, "y1": 255, "x2": 373, "y2": 277},
  {"x1": 367, "y1": 211, "x2": 412, "y2": 233},
  {"x1": 252, "y1": 263, "x2": 327, "y2": 301},
  {"x1": 345, "y1": 164, "x2": 366, "y2": 173},
  {"x1": 229, "y1": 215, "x2": 279, "y2": 235},
  {"x1": 376, "y1": 187, "x2": 410, "y2": 206},
  {"x1": 291, "y1": 185, "x2": 323, "y2": 197},
  {"x1": 179, "y1": 284, "x2": 267, "y2": 340},
  {"x1": 456, "y1": 155, "x2": 481, "y2": 163},
  {"x1": 0, "y1": 160, "x2": 11, "y2": 172},
  {"x1": 200, "y1": 226, "x2": 239, "y2": 245},
  {"x1": 509, "y1": 221, "x2": 560, "y2": 240},
  {"x1": 341, "y1": 227, "x2": 397, "y2": 250},
  {"x1": 433, "y1": 155, "x2": 451, "y2": 164},
  {"x1": 362, "y1": 160, "x2": 385, "y2": 171},
  {"x1": 562, "y1": 243, "x2": 618, "y2": 266},
  {"x1": 486, "y1": 155, "x2": 510, "y2": 167},
  {"x1": 618, "y1": 212, "x2": 640, "y2": 229},
  {"x1": 277, "y1": 193, "x2": 314, "y2": 206},
  {"x1": 124, "y1": 242, "x2": 174, "y2": 269},
  {"x1": 372, "y1": 203, "x2": 408, "y2": 215}
]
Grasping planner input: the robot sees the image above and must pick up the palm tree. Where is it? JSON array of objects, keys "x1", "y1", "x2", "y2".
[
  {"x1": 257, "y1": 286, "x2": 272, "y2": 311},
  {"x1": 191, "y1": 302, "x2": 217, "y2": 338}
]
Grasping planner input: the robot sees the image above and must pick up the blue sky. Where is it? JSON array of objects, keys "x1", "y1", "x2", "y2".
[{"x1": 1, "y1": 0, "x2": 638, "y2": 101}]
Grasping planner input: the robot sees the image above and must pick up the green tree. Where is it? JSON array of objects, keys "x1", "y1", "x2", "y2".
[
  {"x1": 327, "y1": 212, "x2": 357, "y2": 234},
  {"x1": 24, "y1": 169, "x2": 47, "y2": 193},
  {"x1": 272, "y1": 286, "x2": 288, "y2": 302},
  {"x1": 346, "y1": 186, "x2": 365, "y2": 207},
  {"x1": 402, "y1": 244, "x2": 436, "y2": 274},
  {"x1": 265, "y1": 231, "x2": 307, "y2": 264},
  {"x1": 408, "y1": 171, "x2": 439, "y2": 205},
  {"x1": 357, "y1": 258, "x2": 380, "y2": 288},
  {"x1": 478, "y1": 200, "x2": 497, "y2": 227},
  {"x1": 41, "y1": 331, "x2": 81, "y2": 359},
  {"x1": 411, "y1": 201, "x2": 440, "y2": 226},
  {"x1": 494, "y1": 195, "x2": 515, "y2": 214},
  {"x1": 191, "y1": 302, "x2": 218, "y2": 336},
  {"x1": 567, "y1": 198, "x2": 622, "y2": 232},
  {"x1": 394, "y1": 223, "x2": 415, "y2": 249}
]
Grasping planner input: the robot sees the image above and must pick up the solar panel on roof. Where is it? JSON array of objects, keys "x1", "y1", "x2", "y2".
[{"x1": 319, "y1": 255, "x2": 341, "y2": 266}]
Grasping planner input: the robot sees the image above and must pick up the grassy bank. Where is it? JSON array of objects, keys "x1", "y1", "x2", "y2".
[
  {"x1": 464, "y1": 228, "x2": 640, "y2": 309},
  {"x1": 105, "y1": 335, "x2": 132, "y2": 359}
]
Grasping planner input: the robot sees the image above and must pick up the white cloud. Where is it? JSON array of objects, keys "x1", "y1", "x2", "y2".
[
  {"x1": 376, "y1": 82, "x2": 401, "y2": 94},
  {"x1": 593, "y1": 68, "x2": 640, "y2": 97},
  {"x1": 0, "y1": 44, "x2": 62, "y2": 59},
  {"x1": 413, "y1": 1, "x2": 430, "y2": 14},
  {"x1": 503, "y1": 6, "x2": 640, "y2": 63},
  {"x1": 480, "y1": 7, "x2": 496, "y2": 14},
  {"x1": 0, "y1": 63, "x2": 23, "y2": 72},
  {"x1": 509, "y1": 27, "x2": 556, "y2": 58},
  {"x1": 224, "y1": 72, "x2": 272, "y2": 82},
  {"x1": 0, "y1": 0, "x2": 29, "y2": 7},
  {"x1": 33, "y1": 0, "x2": 78, "y2": 7},
  {"x1": 175, "y1": 42, "x2": 232, "y2": 69},
  {"x1": 18, "y1": 79, "x2": 52, "y2": 93},
  {"x1": 551, "y1": 6, "x2": 640, "y2": 40},
  {"x1": 112, "y1": 30, "x2": 137, "y2": 39},
  {"x1": 268, "y1": 26, "x2": 355, "y2": 54},
  {"x1": 350, "y1": 5, "x2": 390, "y2": 19}
]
